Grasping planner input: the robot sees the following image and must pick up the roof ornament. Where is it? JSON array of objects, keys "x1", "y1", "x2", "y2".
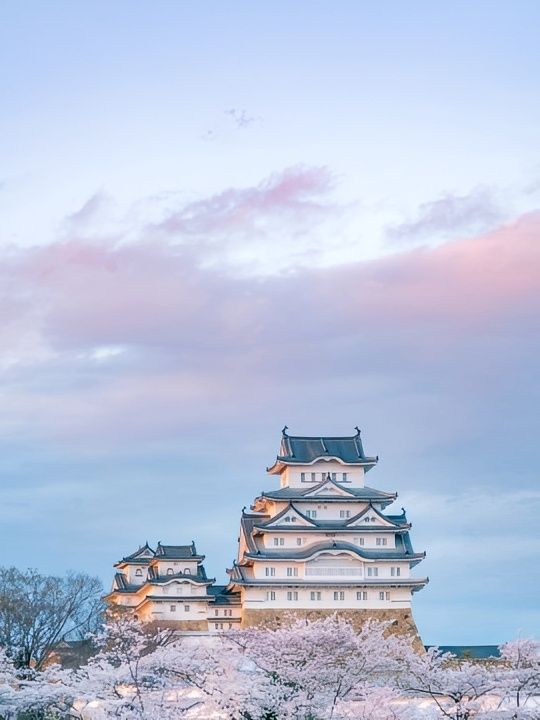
[
  {"x1": 354, "y1": 426, "x2": 361, "y2": 435},
  {"x1": 282, "y1": 425, "x2": 289, "y2": 436}
]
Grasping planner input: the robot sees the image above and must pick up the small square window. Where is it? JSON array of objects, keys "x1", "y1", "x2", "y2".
[
  {"x1": 184, "y1": 605, "x2": 190, "y2": 612},
  {"x1": 296, "y1": 538, "x2": 303, "y2": 545},
  {"x1": 333, "y1": 591, "x2": 345, "y2": 601},
  {"x1": 301, "y1": 472, "x2": 306, "y2": 481},
  {"x1": 357, "y1": 591, "x2": 367, "y2": 601},
  {"x1": 170, "y1": 605, "x2": 176, "y2": 612},
  {"x1": 342, "y1": 473, "x2": 348, "y2": 481}
]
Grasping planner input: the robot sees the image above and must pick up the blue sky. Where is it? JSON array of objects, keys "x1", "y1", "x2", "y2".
[{"x1": 1, "y1": 1, "x2": 539, "y2": 644}]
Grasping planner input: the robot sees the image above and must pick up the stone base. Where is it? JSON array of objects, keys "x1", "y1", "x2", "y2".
[{"x1": 241, "y1": 608, "x2": 423, "y2": 650}]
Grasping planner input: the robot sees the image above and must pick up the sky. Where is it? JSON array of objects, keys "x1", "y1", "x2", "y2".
[{"x1": 1, "y1": 1, "x2": 539, "y2": 645}]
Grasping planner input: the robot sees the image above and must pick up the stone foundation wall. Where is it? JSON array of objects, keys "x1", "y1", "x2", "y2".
[{"x1": 242, "y1": 609, "x2": 423, "y2": 650}]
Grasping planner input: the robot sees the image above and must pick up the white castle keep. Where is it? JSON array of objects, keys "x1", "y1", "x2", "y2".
[{"x1": 106, "y1": 428, "x2": 428, "y2": 637}]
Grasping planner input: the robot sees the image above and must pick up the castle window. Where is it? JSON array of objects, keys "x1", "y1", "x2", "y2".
[
  {"x1": 321, "y1": 473, "x2": 326, "y2": 480},
  {"x1": 301, "y1": 472, "x2": 306, "y2": 481},
  {"x1": 379, "y1": 592, "x2": 390, "y2": 601},
  {"x1": 391, "y1": 567, "x2": 401, "y2": 577},
  {"x1": 353, "y1": 537, "x2": 365, "y2": 546},
  {"x1": 228, "y1": 623, "x2": 232, "y2": 629},
  {"x1": 286, "y1": 567, "x2": 298, "y2": 577},
  {"x1": 266, "y1": 591, "x2": 276, "y2": 601},
  {"x1": 357, "y1": 591, "x2": 367, "y2": 601},
  {"x1": 311, "y1": 472, "x2": 316, "y2": 481},
  {"x1": 163, "y1": 587, "x2": 169, "y2": 595},
  {"x1": 291, "y1": 517, "x2": 296, "y2": 522},
  {"x1": 167, "y1": 568, "x2": 174, "y2": 575},
  {"x1": 273, "y1": 537, "x2": 285, "y2": 546},
  {"x1": 333, "y1": 591, "x2": 345, "y2": 601},
  {"x1": 342, "y1": 473, "x2": 348, "y2": 482},
  {"x1": 265, "y1": 567, "x2": 276, "y2": 577},
  {"x1": 364, "y1": 518, "x2": 371, "y2": 523},
  {"x1": 214, "y1": 623, "x2": 219, "y2": 629},
  {"x1": 296, "y1": 538, "x2": 303, "y2": 545},
  {"x1": 215, "y1": 609, "x2": 219, "y2": 616},
  {"x1": 305, "y1": 510, "x2": 317, "y2": 519},
  {"x1": 310, "y1": 591, "x2": 322, "y2": 601},
  {"x1": 376, "y1": 537, "x2": 387, "y2": 546},
  {"x1": 135, "y1": 569, "x2": 143, "y2": 577},
  {"x1": 184, "y1": 605, "x2": 190, "y2": 612},
  {"x1": 170, "y1": 605, "x2": 176, "y2": 612},
  {"x1": 331, "y1": 473, "x2": 336, "y2": 481},
  {"x1": 285, "y1": 517, "x2": 291, "y2": 522},
  {"x1": 367, "y1": 567, "x2": 378, "y2": 577},
  {"x1": 184, "y1": 568, "x2": 191, "y2": 574},
  {"x1": 287, "y1": 591, "x2": 298, "y2": 601},
  {"x1": 339, "y1": 510, "x2": 351, "y2": 518}
]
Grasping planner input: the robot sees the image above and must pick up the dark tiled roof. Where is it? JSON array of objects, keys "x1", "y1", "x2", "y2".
[
  {"x1": 140, "y1": 594, "x2": 213, "y2": 603},
  {"x1": 270, "y1": 428, "x2": 378, "y2": 468},
  {"x1": 148, "y1": 564, "x2": 209, "y2": 582},
  {"x1": 240, "y1": 514, "x2": 265, "y2": 553},
  {"x1": 155, "y1": 541, "x2": 203, "y2": 560},
  {"x1": 207, "y1": 585, "x2": 242, "y2": 605},
  {"x1": 261, "y1": 483, "x2": 396, "y2": 502},
  {"x1": 426, "y1": 646, "x2": 501, "y2": 660},
  {"x1": 228, "y1": 563, "x2": 428, "y2": 590},
  {"x1": 122, "y1": 542, "x2": 155, "y2": 562},
  {"x1": 243, "y1": 537, "x2": 424, "y2": 565},
  {"x1": 254, "y1": 502, "x2": 409, "y2": 532}
]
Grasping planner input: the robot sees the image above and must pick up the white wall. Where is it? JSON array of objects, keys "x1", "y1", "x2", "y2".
[
  {"x1": 262, "y1": 529, "x2": 397, "y2": 550},
  {"x1": 279, "y1": 462, "x2": 365, "y2": 488},
  {"x1": 242, "y1": 585, "x2": 412, "y2": 610}
]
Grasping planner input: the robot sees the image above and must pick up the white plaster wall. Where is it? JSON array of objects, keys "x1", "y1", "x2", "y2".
[
  {"x1": 242, "y1": 585, "x2": 412, "y2": 610},
  {"x1": 125, "y1": 565, "x2": 149, "y2": 584},
  {"x1": 146, "y1": 600, "x2": 210, "y2": 621},
  {"x1": 261, "y1": 529, "x2": 398, "y2": 550},
  {"x1": 279, "y1": 463, "x2": 365, "y2": 488},
  {"x1": 155, "y1": 559, "x2": 199, "y2": 575},
  {"x1": 157, "y1": 581, "x2": 207, "y2": 596}
]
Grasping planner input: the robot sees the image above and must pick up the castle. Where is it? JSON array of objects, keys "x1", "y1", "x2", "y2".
[{"x1": 106, "y1": 428, "x2": 428, "y2": 636}]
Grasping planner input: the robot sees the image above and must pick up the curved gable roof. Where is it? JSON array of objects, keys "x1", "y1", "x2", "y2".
[{"x1": 268, "y1": 427, "x2": 378, "y2": 472}]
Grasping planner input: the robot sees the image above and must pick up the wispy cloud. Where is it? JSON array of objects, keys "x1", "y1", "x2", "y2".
[{"x1": 386, "y1": 186, "x2": 504, "y2": 244}]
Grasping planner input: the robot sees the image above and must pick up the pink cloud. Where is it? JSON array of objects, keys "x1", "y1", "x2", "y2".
[
  {"x1": 153, "y1": 164, "x2": 335, "y2": 238},
  {"x1": 0, "y1": 206, "x2": 538, "y2": 449}
]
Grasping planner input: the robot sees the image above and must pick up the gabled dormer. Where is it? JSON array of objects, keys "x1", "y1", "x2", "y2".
[
  {"x1": 267, "y1": 427, "x2": 378, "y2": 488},
  {"x1": 346, "y1": 503, "x2": 407, "y2": 528},
  {"x1": 302, "y1": 477, "x2": 360, "y2": 498},
  {"x1": 255, "y1": 503, "x2": 318, "y2": 529}
]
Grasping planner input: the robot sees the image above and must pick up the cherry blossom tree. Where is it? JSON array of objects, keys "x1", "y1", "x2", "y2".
[
  {"x1": 493, "y1": 638, "x2": 540, "y2": 718},
  {"x1": 396, "y1": 645, "x2": 500, "y2": 720},
  {"x1": 228, "y1": 614, "x2": 414, "y2": 720}
]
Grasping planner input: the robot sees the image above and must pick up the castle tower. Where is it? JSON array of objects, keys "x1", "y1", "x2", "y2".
[
  {"x1": 106, "y1": 541, "x2": 241, "y2": 631},
  {"x1": 227, "y1": 428, "x2": 428, "y2": 638}
]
